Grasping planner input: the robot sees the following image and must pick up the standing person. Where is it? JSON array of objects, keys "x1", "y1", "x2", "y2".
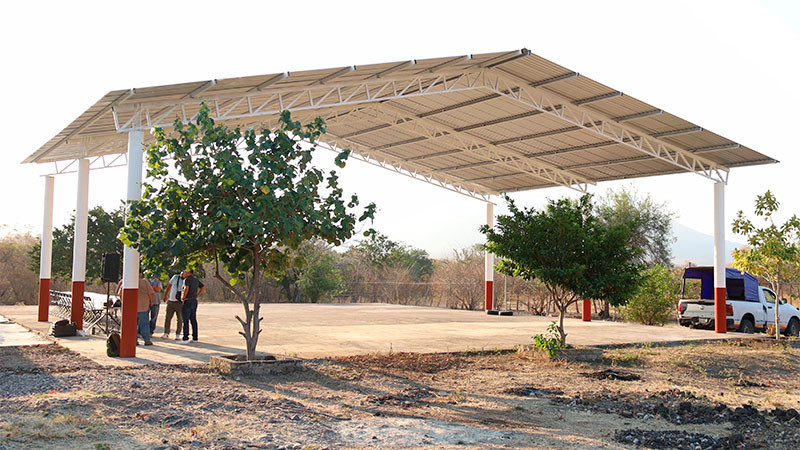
[
  {"x1": 178, "y1": 269, "x2": 205, "y2": 343},
  {"x1": 148, "y1": 274, "x2": 163, "y2": 336},
  {"x1": 136, "y1": 271, "x2": 155, "y2": 346},
  {"x1": 162, "y1": 271, "x2": 184, "y2": 340}
]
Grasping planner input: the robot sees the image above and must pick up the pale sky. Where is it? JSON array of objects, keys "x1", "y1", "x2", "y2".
[{"x1": 1, "y1": 0, "x2": 798, "y2": 259}]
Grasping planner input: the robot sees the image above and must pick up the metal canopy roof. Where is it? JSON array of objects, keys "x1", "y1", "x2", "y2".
[{"x1": 25, "y1": 48, "x2": 776, "y2": 200}]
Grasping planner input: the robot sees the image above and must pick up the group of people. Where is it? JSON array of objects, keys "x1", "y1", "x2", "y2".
[{"x1": 117, "y1": 270, "x2": 205, "y2": 346}]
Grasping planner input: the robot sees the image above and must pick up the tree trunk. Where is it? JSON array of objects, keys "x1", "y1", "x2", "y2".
[
  {"x1": 557, "y1": 308, "x2": 567, "y2": 345},
  {"x1": 601, "y1": 300, "x2": 610, "y2": 320}
]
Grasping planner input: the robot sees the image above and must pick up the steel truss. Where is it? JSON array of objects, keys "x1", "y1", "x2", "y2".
[
  {"x1": 96, "y1": 60, "x2": 729, "y2": 196},
  {"x1": 344, "y1": 104, "x2": 591, "y2": 192},
  {"x1": 113, "y1": 70, "x2": 489, "y2": 132},
  {"x1": 478, "y1": 68, "x2": 729, "y2": 184},
  {"x1": 47, "y1": 152, "x2": 128, "y2": 176}
]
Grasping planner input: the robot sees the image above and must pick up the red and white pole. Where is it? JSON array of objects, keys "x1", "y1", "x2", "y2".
[
  {"x1": 485, "y1": 202, "x2": 494, "y2": 311},
  {"x1": 120, "y1": 130, "x2": 144, "y2": 358},
  {"x1": 70, "y1": 159, "x2": 89, "y2": 329},
  {"x1": 38, "y1": 175, "x2": 54, "y2": 322},
  {"x1": 582, "y1": 299, "x2": 591, "y2": 322},
  {"x1": 713, "y1": 181, "x2": 727, "y2": 333}
]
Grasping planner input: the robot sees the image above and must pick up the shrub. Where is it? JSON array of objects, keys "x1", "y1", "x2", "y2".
[
  {"x1": 532, "y1": 322, "x2": 567, "y2": 358},
  {"x1": 624, "y1": 265, "x2": 676, "y2": 325}
]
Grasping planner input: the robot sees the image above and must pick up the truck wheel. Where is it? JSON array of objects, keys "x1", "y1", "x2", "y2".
[
  {"x1": 785, "y1": 318, "x2": 800, "y2": 337},
  {"x1": 739, "y1": 318, "x2": 755, "y2": 334}
]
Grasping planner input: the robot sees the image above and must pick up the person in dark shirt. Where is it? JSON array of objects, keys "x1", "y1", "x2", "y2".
[{"x1": 178, "y1": 269, "x2": 205, "y2": 343}]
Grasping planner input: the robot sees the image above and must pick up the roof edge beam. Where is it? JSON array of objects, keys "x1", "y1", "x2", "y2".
[
  {"x1": 651, "y1": 126, "x2": 703, "y2": 138},
  {"x1": 573, "y1": 91, "x2": 623, "y2": 106},
  {"x1": 612, "y1": 109, "x2": 663, "y2": 122},
  {"x1": 254, "y1": 72, "x2": 289, "y2": 91},
  {"x1": 454, "y1": 110, "x2": 543, "y2": 132},
  {"x1": 531, "y1": 72, "x2": 579, "y2": 87},
  {"x1": 369, "y1": 60, "x2": 416, "y2": 79}
]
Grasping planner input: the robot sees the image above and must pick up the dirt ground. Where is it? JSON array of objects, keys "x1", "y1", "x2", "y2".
[{"x1": 1, "y1": 340, "x2": 800, "y2": 449}]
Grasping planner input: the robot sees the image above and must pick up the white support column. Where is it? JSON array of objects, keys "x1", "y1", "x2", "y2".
[
  {"x1": 485, "y1": 202, "x2": 495, "y2": 311},
  {"x1": 120, "y1": 130, "x2": 144, "y2": 357},
  {"x1": 37, "y1": 176, "x2": 54, "y2": 321},
  {"x1": 70, "y1": 159, "x2": 90, "y2": 329},
  {"x1": 713, "y1": 181, "x2": 727, "y2": 333},
  {"x1": 122, "y1": 130, "x2": 144, "y2": 290}
]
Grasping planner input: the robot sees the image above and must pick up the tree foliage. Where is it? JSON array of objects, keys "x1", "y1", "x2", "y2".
[
  {"x1": 595, "y1": 186, "x2": 675, "y2": 266},
  {"x1": 120, "y1": 104, "x2": 375, "y2": 359},
  {"x1": 28, "y1": 205, "x2": 125, "y2": 285},
  {"x1": 1, "y1": 232, "x2": 39, "y2": 304},
  {"x1": 624, "y1": 265, "x2": 678, "y2": 326},
  {"x1": 350, "y1": 232, "x2": 433, "y2": 282},
  {"x1": 482, "y1": 195, "x2": 642, "y2": 343},
  {"x1": 732, "y1": 190, "x2": 800, "y2": 340},
  {"x1": 279, "y1": 240, "x2": 344, "y2": 303}
]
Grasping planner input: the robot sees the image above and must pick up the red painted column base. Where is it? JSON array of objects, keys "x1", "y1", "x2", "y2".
[
  {"x1": 714, "y1": 287, "x2": 727, "y2": 333},
  {"x1": 38, "y1": 279, "x2": 50, "y2": 322},
  {"x1": 70, "y1": 281, "x2": 85, "y2": 330},
  {"x1": 582, "y1": 299, "x2": 591, "y2": 322},
  {"x1": 485, "y1": 280, "x2": 494, "y2": 311},
  {"x1": 120, "y1": 288, "x2": 139, "y2": 358}
]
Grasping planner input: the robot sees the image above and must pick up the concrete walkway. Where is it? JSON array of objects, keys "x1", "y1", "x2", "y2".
[
  {"x1": 0, "y1": 303, "x2": 749, "y2": 367},
  {"x1": 0, "y1": 314, "x2": 48, "y2": 347}
]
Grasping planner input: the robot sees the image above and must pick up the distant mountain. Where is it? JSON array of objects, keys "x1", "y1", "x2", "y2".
[{"x1": 671, "y1": 222, "x2": 744, "y2": 266}]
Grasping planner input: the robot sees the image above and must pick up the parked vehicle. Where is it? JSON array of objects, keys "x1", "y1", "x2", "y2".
[{"x1": 677, "y1": 266, "x2": 800, "y2": 336}]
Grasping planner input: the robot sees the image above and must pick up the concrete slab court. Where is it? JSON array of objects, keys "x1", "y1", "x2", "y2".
[
  {"x1": 0, "y1": 314, "x2": 49, "y2": 347},
  {"x1": 0, "y1": 303, "x2": 751, "y2": 367}
]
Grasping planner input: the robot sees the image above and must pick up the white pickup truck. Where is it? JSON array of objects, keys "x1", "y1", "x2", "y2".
[{"x1": 677, "y1": 266, "x2": 800, "y2": 336}]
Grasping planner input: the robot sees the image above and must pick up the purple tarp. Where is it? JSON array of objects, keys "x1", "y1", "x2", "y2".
[{"x1": 683, "y1": 266, "x2": 759, "y2": 301}]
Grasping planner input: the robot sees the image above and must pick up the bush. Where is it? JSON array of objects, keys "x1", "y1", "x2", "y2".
[
  {"x1": 624, "y1": 265, "x2": 676, "y2": 325},
  {"x1": 532, "y1": 322, "x2": 567, "y2": 358}
]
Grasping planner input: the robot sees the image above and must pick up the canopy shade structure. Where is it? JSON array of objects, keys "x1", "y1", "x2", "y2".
[{"x1": 25, "y1": 48, "x2": 776, "y2": 200}]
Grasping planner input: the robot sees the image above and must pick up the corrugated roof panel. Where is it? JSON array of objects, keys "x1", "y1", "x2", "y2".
[{"x1": 26, "y1": 49, "x2": 776, "y2": 196}]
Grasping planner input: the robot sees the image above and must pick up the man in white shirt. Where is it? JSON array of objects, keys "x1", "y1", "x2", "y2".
[{"x1": 161, "y1": 271, "x2": 185, "y2": 340}]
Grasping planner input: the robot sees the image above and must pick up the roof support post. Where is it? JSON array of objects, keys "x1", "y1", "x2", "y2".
[
  {"x1": 70, "y1": 159, "x2": 89, "y2": 330},
  {"x1": 38, "y1": 176, "x2": 54, "y2": 322},
  {"x1": 120, "y1": 130, "x2": 144, "y2": 358},
  {"x1": 713, "y1": 181, "x2": 727, "y2": 334},
  {"x1": 485, "y1": 202, "x2": 495, "y2": 311}
]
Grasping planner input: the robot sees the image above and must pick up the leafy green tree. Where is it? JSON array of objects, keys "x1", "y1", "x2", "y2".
[
  {"x1": 1, "y1": 232, "x2": 39, "y2": 304},
  {"x1": 482, "y1": 195, "x2": 642, "y2": 343},
  {"x1": 28, "y1": 205, "x2": 125, "y2": 285},
  {"x1": 624, "y1": 265, "x2": 677, "y2": 325},
  {"x1": 350, "y1": 232, "x2": 433, "y2": 281},
  {"x1": 297, "y1": 243, "x2": 345, "y2": 303},
  {"x1": 595, "y1": 186, "x2": 675, "y2": 266},
  {"x1": 121, "y1": 104, "x2": 375, "y2": 360},
  {"x1": 732, "y1": 191, "x2": 800, "y2": 340},
  {"x1": 279, "y1": 240, "x2": 344, "y2": 303}
]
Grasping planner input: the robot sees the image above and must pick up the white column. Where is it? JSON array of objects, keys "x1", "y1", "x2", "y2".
[
  {"x1": 39, "y1": 176, "x2": 54, "y2": 280},
  {"x1": 122, "y1": 130, "x2": 144, "y2": 289},
  {"x1": 71, "y1": 159, "x2": 90, "y2": 284},
  {"x1": 713, "y1": 181, "x2": 726, "y2": 333},
  {"x1": 485, "y1": 202, "x2": 494, "y2": 310},
  {"x1": 38, "y1": 175, "x2": 55, "y2": 321},
  {"x1": 713, "y1": 182, "x2": 725, "y2": 289}
]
